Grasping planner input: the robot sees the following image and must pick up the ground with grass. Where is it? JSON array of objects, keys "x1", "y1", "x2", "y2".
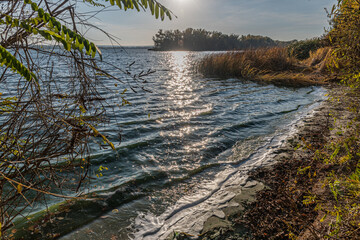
[
  {"x1": 231, "y1": 85, "x2": 358, "y2": 239},
  {"x1": 240, "y1": 85, "x2": 360, "y2": 240}
]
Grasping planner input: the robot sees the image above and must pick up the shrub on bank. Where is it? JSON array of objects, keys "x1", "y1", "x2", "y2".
[{"x1": 287, "y1": 38, "x2": 325, "y2": 60}]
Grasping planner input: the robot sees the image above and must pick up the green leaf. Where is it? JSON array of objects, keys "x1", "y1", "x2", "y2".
[
  {"x1": 6, "y1": 15, "x2": 12, "y2": 25},
  {"x1": 84, "y1": 40, "x2": 90, "y2": 52},
  {"x1": 0, "y1": 46, "x2": 38, "y2": 83},
  {"x1": 79, "y1": 42, "x2": 84, "y2": 52},
  {"x1": 133, "y1": 0, "x2": 140, "y2": 11},
  {"x1": 13, "y1": 19, "x2": 19, "y2": 27},
  {"x1": 38, "y1": 7, "x2": 44, "y2": 18},
  {"x1": 43, "y1": 12, "x2": 50, "y2": 22},
  {"x1": 155, "y1": 3, "x2": 159, "y2": 19},
  {"x1": 166, "y1": 9, "x2": 172, "y2": 20},
  {"x1": 150, "y1": 1, "x2": 155, "y2": 15},
  {"x1": 160, "y1": 7, "x2": 164, "y2": 20},
  {"x1": 116, "y1": 0, "x2": 122, "y2": 9},
  {"x1": 31, "y1": 2, "x2": 38, "y2": 11},
  {"x1": 121, "y1": 0, "x2": 128, "y2": 10}
]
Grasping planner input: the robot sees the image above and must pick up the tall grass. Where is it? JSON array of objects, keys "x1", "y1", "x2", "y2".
[
  {"x1": 198, "y1": 48, "x2": 296, "y2": 79},
  {"x1": 303, "y1": 47, "x2": 333, "y2": 73},
  {"x1": 197, "y1": 47, "x2": 329, "y2": 87}
]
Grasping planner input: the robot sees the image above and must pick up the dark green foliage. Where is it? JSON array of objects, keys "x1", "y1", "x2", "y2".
[
  {"x1": 0, "y1": 46, "x2": 37, "y2": 82},
  {"x1": 152, "y1": 28, "x2": 292, "y2": 51},
  {"x1": 287, "y1": 38, "x2": 325, "y2": 60}
]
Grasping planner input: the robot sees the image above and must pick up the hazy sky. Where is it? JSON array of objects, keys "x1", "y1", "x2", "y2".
[{"x1": 81, "y1": 0, "x2": 337, "y2": 46}]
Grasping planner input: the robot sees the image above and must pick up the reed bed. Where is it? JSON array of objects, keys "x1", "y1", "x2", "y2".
[
  {"x1": 198, "y1": 48, "x2": 296, "y2": 77},
  {"x1": 198, "y1": 47, "x2": 329, "y2": 87}
]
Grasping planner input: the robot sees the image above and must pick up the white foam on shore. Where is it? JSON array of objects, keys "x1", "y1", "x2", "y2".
[{"x1": 131, "y1": 88, "x2": 327, "y2": 240}]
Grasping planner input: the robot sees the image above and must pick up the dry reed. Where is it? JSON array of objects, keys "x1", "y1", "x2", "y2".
[
  {"x1": 198, "y1": 48, "x2": 296, "y2": 78},
  {"x1": 198, "y1": 47, "x2": 329, "y2": 87},
  {"x1": 303, "y1": 47, "x2": 333, "y2": 73}
]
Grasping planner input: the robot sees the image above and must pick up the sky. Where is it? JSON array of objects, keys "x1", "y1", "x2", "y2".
[{"x1": 80, "y1": 0, "x2": 337, "y2": 46}]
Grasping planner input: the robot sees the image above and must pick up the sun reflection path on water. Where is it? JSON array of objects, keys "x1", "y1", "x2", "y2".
[
  {"x1": 165, "y1": 51, "x2": 199, "y2": 110},
  {"x1": 158, "y1": 51, "x2": 212, "y2": 173}
]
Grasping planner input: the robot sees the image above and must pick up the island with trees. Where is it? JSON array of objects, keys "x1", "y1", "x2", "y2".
[{"x1": 151, "y1": 28, "x2": 296, "y2": 51}]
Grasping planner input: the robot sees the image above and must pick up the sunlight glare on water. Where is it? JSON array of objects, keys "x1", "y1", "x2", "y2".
[
  {"x1": 57, "y1": 48, "x2": 326, "y2": 240},
  {"x1": 166, "y1": 52, "x2": 199, "y2": 112},
  {"x1": 162, "y1": 52, "x2": 212, "y2": 159}
]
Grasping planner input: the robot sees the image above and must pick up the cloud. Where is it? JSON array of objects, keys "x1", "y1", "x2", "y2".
[{"x1": 80, "y1": 0, "x2": 337, "y2": 45}]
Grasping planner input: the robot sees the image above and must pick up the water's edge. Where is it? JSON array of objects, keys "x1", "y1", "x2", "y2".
[
  {"x1": 129, "y1": 89, "x2": 326, "y2": 240},
  {"x1": 8, "y1": 48, "x2": 328, "y2": 239}
]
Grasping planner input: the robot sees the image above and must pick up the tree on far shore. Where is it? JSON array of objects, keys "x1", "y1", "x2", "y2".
[{"x1": 152, "y1": 28, "x2": 295, "y2": 51}]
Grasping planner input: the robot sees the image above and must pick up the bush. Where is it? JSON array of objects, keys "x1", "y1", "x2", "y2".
[
  {"x1": 329, "y1": 0, "x2": 360, "y2": 86},
  {"x1": 287, "y1": 38, "x2": 325, "y2": 60}
]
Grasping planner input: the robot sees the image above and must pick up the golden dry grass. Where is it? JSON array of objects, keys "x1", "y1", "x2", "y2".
[
  {"x1": 198, "y1": 48, "x2": 296, "y2": 77},
  {"x1": 303, "y1": 47, "x2": 333, "y2": 73},
  {"x1": 257, "y1": 72, "x2": 328, "y2": 87},
  {"x1": 198, "y1": 47, "x2": 330, "y2": 87}
]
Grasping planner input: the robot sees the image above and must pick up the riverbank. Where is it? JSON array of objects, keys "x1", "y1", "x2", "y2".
[{"x1": 181, "y1": 84, "x2": 360, "y2": 240}]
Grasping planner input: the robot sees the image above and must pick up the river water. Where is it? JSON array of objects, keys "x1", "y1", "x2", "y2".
[{"x1": 18, "y1": 47, "x2": 326, "y2": 239}]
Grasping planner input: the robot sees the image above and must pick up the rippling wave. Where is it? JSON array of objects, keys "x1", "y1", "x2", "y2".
[{"x1": 51, "y1": 47, "x2": 326, "y2": 240}]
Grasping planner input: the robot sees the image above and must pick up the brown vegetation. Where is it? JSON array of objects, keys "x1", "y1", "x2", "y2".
[
  {"x1": 303, "y1": 47, "x2": 333, "y2": 73},
  {"x1": 198, "y1": 48, "x2": 296, "y2": 76},
  {"x1": 198, "y1": 47, "x2": 331, "y2": 87}
]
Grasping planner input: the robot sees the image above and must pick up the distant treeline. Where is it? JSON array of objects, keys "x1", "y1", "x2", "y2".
[{"x1": 152, "y1": 28, "x2": 296, "y2": 51}]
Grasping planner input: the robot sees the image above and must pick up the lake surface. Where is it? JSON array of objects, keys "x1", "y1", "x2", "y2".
[{"x1": 13, "y1": 47, "x2": 326, "y2": 239}]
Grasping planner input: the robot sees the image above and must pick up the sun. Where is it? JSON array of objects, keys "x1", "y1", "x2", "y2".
[{"x1": 173, "y1": 0, "x2": 190, "y2": 7}]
